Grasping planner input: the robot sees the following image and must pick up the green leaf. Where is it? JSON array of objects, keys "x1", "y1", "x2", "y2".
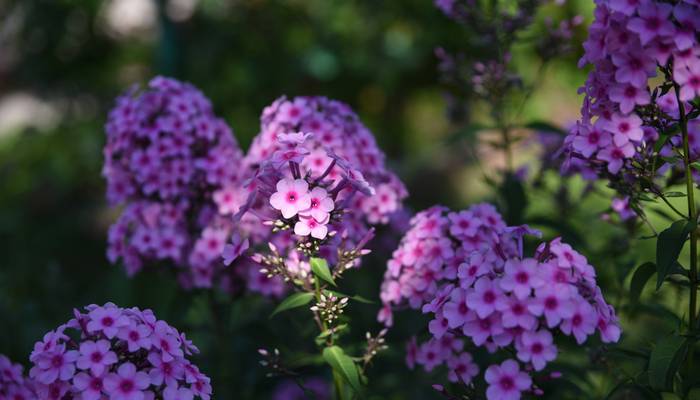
[
  {"x1": 270, "y1": 292, "x2": 314, "y2": 318},
  {"x1": 656, "y1": 220, "x2": 695, "y2": 289},
  {"x1": 649, "y1": 334, "x2": 687, "y2": 392},
  {"x1": 630, "y1": 262, "x2": 656, "y2": 304},
  {"x1": 663, "y1": 192, "x2": 687, "y2": 198},
  {"x1": 310, "y1": 258, "x2": 336, "y2": 287},
  {"x1": 322, "y1": 346, "x2": 362, "y2": 394},
  {"x1": 325, "y1": 290, "x2": 375, "y2": 304}
]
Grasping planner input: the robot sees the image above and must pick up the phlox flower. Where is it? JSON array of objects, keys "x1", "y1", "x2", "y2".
[
  {"x1": 103, "y1": 363, "x2": 150, "y2": 400},
  {"x1": 515, "y1": 330, "x2": 557, "y2": 371},
  {"x1": 484, "y1": 359, "x2": 531, "y2": 400},
  {"x1": 269, "y1": 178, "x2": 311, "y2": 219}
]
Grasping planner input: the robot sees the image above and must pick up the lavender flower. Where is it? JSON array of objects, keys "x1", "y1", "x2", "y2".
[
  {"x1": 104, "y1": 76, "x2": 250, "y2": 291},
  {"x1": 28, "y1": 303, "x2": 212, "y2": 400},
  {"x1": 379, "y1": 204, "x2": 620, "y2": 399}
]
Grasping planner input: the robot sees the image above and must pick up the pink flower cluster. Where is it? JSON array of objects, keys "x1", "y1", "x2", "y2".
[
  {"x1": 240, "y1": 96, "x2": 406, "y2": 276},
  {"x1": 380, "y1": 204, "x2": 620, "y2": 399},
  {"x1": 243, "y1": 130, "x2": 378, "y2": 274},
  {"x1": 0, "y1": 355, "x2": 36, "y2": 400},
  {"x1": 104, "y1": 76, "x2": 249, "y2": 290},
  {"x1": 28, "y1": 303, "x2": 212, "y2": 400},
  {"x1": 247, "y1": 96, "x2": 407, "y2": 227},
  {"x1": 565, "y1": 0, "x2": 700, "y2": 178}
]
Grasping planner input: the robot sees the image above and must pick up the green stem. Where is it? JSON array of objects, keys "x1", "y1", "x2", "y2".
[
  {"x1": 333, "y1": 369, "x2": 346, "y2": 400},
  {"x1": 313, "y1": 274, "x2": 344, "y2": 398},
  {"x1": 677, "y1": 86, "x2": 698, "y2": 375}
]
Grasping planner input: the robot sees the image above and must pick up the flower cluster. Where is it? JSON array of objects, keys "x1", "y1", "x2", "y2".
[
  {"x1": 241, "y1": 96, "x2": 406, "y2": 285},
  {"x1": 104, "y1": 76, "x2": 249, "y2": 290},
  {"x1": 28, "y1": 303, "x2": 212, "y2": 400},
  {"x1": 565, "y1": 0, "x2": 700, "y2": 203},
  {"x1": 0, "y1": 355, "x2": 36, "y2": 400},
  {"x1": 380, "y1": 204, "x2": 620, "y2": 399},
  {"x1": 244, "y1": 130, "x2": 379, "y2": 284},
  {"x1": 246, "y1": 96, "x2": 407, "y2": 227}
]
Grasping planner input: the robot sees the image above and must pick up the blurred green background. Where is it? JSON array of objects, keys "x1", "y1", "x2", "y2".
[{"x1": 0, "y1": 0, "x2": 676, "y2": 398}]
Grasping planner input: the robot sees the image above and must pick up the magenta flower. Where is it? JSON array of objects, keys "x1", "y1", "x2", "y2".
[
  {"x1": 499, "y1": 258, "x2": 543, "y2": 300},
  {"x1": 31, "y1": 347, "x2": 79, "y2": 384},
  {"x1": 269, "y1": 178, "x2": 312, "y2": 219},
  {"x1": 571, "y1": 123, "x2": 611, "y2": 158},
  {"x1": 627, "y1": 1, "x2": 674, "y2": 45},
  {"x1": 484, "y1": 360, "x2": 532, "y2": 400},
  {"x1": 528, "y1": 286, "x2": 575, "y2": 328},
  {"x1": 117, "y1": 324, "x2": 153, "y2": 352},
  {"x1": 497, "y1": 296, "x2": 536, "y2": 330},
  {"x1": 103, "y1": 363, "x2": 149, "y2": 400},
  {"x1": 461, "y1": 314, "x2": 504, "y2": 346},
  {"x1": 675, "y1": 63, "x2": 700, "y2": 101},
  {"x1": 604, "y1": 113, "x2": 644, "y2": 146},
  {"x1": 597, "y1": 142, "x2": 635, "y2": 174},
  {"x1": 73, "y1": 372, "x2": 105, "y2": 400},
  {"x1": 87, "y1": 306, "x2": 130, "y2": 339},
  {"x1": 76, "y1": 340, "x2": 118, "y2": 376},
  {"x1": 294, "y1": 215, "x2": 329, "y2": 239},
  {"x1": 560, "y1": 300, "x2": 598, "y2": 344},
  {"x1": 515, "y1": 330, "x2": 557, "y2": 371},
  {"x1": 299, "y1": 187, "x2": 334, "y2": 222},
  {"x1": 151, "y1": 321, "x2": 184, "y2": 363},
  {"x1": 446, "y1": 353, "x2": 479, "y2": 384},
  {"x1": 466, "y1": 277, "x2": 506, "y2": 319},
  {"x1": 147, "y1": 352, "x2": 184, "y2": 387},
  {"x1": 442, "y1": 288, "x2": 473, "y2": 328},
  {"x1": 609, "y1": 83, "x2": 651, "y2": 113}
]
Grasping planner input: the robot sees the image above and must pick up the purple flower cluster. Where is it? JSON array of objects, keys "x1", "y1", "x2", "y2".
[
  {"x1": 104, "y1": 76, "x2": 248, "y2": 290},
  {"x1": 565, "y1": 0, "x2": 700, "y2": 188},
  {"x1": 380, "y1": 204, "x2": 620, "y2": 399},
  {"x1": 239, "y1": 96, "x2": 406, "y2": 280},
  {"x1": 28, "y1": 303, "x2": 212, "y2": 400},
  {"x1": 243, "y1": 130, "x2": 378, "y2": 279},
  {"x1": 0, "y1": 355, "x2": 36, "y2": 400},
  {"x1": 247, "y1": 96, "x2": 407, "y2": 227}
]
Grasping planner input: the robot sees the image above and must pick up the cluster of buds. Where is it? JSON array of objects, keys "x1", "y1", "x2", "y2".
[
  {"x1": 310, "y1": 294, "x2": 350, "y2": 326},
  {"x1": 362, "y1": 329, "x2": 389, "y2": 368}
]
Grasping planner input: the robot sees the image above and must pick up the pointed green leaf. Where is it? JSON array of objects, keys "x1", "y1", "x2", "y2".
[
  {"x1": 663, "y1": 192, "x2": 687, "y2": 198},
  {"x1": 649, "y1": 334, "x2": 687, "y2": 391},
  {"x1": 656, "y1": 220, "x2": 695, "y2": 289},
  {"x1": 322, "y1": 346, "x2": 362, "y2": 394},
  {"x1": 310, "y1": 257, "x2": 336, "y2": 287},
  {"x1": 270, "y1": 292, "x2": 314, "y2": 318},
  {"x1": 630, "y1": 262, "x2": 656, "y2": 304}
]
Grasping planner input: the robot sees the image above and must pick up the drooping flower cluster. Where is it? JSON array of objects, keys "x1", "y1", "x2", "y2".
[
  {"x1": 103, "y1": 76, "x2": 248, "y2": 290},
  {"x1": 565, "y1": 0, "x2": 700, "y2": 204},
  {"x1": 0, "y1": 355, "x2": 36, "y2": 400},
  {"x1": 380, "y1": 204, "x2": 621, "y2": 399},
  {"x1": 28, "y1": 303, "x2": 212, "y2": 400},
  {"x1": 241, "y1": 96, "x2": 406, "y2": 284}
]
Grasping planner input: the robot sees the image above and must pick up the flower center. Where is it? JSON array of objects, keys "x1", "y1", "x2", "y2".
[{"x1": 499, "y1": 376, "x2": 515, "y2": 391}]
